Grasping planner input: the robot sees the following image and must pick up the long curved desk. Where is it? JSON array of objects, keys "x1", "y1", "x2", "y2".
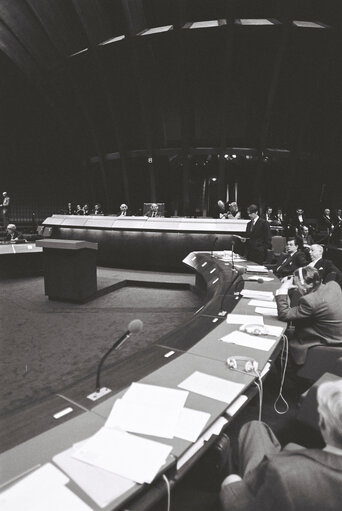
[
  {"x1": 42, "y1": 216, "x2": 249, "y2": 270},
  {"x1": 0, "y1": 251, "x2": 286, "y2": 511}
]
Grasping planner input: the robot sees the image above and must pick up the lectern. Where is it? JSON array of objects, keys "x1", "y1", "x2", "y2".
[{"x1": 36, "y1": 239, "x2": 98, "y2": 302}]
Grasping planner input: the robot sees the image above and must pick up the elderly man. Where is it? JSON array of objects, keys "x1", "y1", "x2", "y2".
[
  {"x1": 308, "y1": 244, "x2": 342, "y2": 287},
  {"x1": 269, "y1": 237, "x2": 307, "y2": 278},
  {"x1": 118, "y1": 203, "x2": 130, "y2": 216},
  {"x1": 275, "y1": 266, "x2": 342, "y2": 365},
  {"x1": 4, "y1": 224, "x2": 23, "y2": 243},
  {"x1": 220, "y1": 379, "x2": 342, "y2": 511},
  {"x1": 227, "y1": 202, "x2": 241, "y2": 219},
  {"x1": 145, "y1": 203, "x2": 160, "y2": 218}
]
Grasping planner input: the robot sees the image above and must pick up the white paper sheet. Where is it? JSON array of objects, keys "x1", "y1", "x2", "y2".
[
  {"x1": 263, "y1": 325, "x2": 284, "y2": 336},
  {"x1": 178, "y1": 371, "x2": 244, "y2": 404},
  {"x1": 226, "y1": 314, "x2": 264, "y2": 325},
  {"x1": 53, "y1": 442, "x2": 135, "y2": 508},
  {"x1": 174, "y1": 408, "x2": 210, "y2": 442},
  {"x1": 246, "y1": 265, "x2": 269, "y2": 273},
  {"x1": 221, "y1": 331, "x2": 276, "y2": 351},
  {"x1": 240, "y1": 289, "x2": 274, "y2": 301},
  {"x1": 248, "y1": 300, "x2": 277, "y2": 309},
  {"x1": 0, "y1": 464, "x2": 92, "y2": 511},
  {"x1": 105, "y1": 398, "x2": 181, "y2": 438},
  {"x1": 123, "y1": 382, "x2": 189, "y2": 408},
  {"x1": 73, "y1": 428, "x2": 172, "y2": 484},
  {"x1": 255, "y1": 307, "x2": 278, "y2": 317}
]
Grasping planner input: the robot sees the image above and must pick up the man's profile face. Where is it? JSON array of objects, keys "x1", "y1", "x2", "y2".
[
  {"x1": 248, "y1": 211, "x2": 257, "y2": 220},
  {"x1": 324, "y1": 209, "x2": 330, "y2": 216},
  {"x1": 286, "y1": 240, "x2": 297, "y2": 253},
  {"x1": 309, "y1": 245, "x2": 322, "y2": 261}
]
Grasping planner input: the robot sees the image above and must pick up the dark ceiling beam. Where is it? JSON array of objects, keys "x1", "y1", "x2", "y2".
[
  {"x1": 72, "y1": 0, "x2": 131, "y2": 208},
  {"x1": 0, "y1": 18, "x2": 82, "y2": 161}
]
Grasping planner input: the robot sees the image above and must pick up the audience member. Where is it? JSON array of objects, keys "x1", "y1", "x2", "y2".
[
  {"x1": 263, "y1": 206, "x2": 275, "y2": 223},
  {"x1": 244, "y1": 204, "x2": 271, "y2": 264},
  {"x1": 268, "y1": 237, "x2": 307, "y2": 278},
  {"x1": 217, "y1": 200, "x2": 227, "y2": 219},
  {"x1": 308, "y1": 244, "x2": 342, "y2": 287},
  {"x1": 82, "y1": 204, "x2": 90, "y2": 215},
  {"x1": 320, "y1": 208, "x2": 335, "y2": 237},
  {"x1": 5, "y1": 223, "x2": 23, "y2": 243},
  {"x1": 92, "y1": 203, "x2": 103, "y2": 215},
  {"x1": 145, "y1": 203, "x2": 161, "y2": 218},
  {"x1": 220, "y1": 379, "x2": 342, "y2": 511},
  {"x1": 290, "y1": 207, "x2": 307, "y2": 233},
  {"x1": 227, "y1": 202, "x2": 241, "y2": 219},
  {"x1": 275, "y1": 266, "x2": 342, "y2": 366},
  {"x1": 274, "y1": 208, "x2": 286, "y2": 227},
  {"x1": 298, "y1": 225, "x2": 314, "y2": 249},
  {"x1": 0, "y1": 191, "x2": 11, "y2": 227},
  {"x1": 75, "y1": 204, "x2": 83, "y2": 215}
]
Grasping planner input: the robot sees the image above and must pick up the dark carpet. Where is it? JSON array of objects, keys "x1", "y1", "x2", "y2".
[{"x1": 0, "y1": 267, "x2": 202, "y2": 415}]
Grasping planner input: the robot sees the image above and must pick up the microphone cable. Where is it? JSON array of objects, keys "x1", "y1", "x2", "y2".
[
  {"x1": 162, "y1": 474, "x2": 171, "y2": 511},
  {"x1": 253, "y1": 371, "x2": 263, "y2": 422},
  {"x1": 273, "y1": 334, "x2": 289, "y2": 415}
]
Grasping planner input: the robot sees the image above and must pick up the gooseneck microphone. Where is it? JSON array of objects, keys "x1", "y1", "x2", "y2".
[
  {"x1": 95, "y1": 319, "x2": 143, "y2": 391},
  {"x1": 231, "y1": 237, "x2": 235, "y2": 269}
]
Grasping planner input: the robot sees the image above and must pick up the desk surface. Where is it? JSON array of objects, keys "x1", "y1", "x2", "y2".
[{"x1": 0, "y1": 251, "x2": 285, "y2": 510}]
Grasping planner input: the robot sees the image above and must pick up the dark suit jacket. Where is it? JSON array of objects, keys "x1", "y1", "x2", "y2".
[
  {"x1": 221, "y1": 449, "x2": 342, "y2": 511},
  {"x1": 314, "y1": 258, "x2": 342, "y2": 287},
  {"x1": 246, "y1": 218, "x2": 271, "y2": 264},
  {"x1": 272, "y1": 250, "x2": 307, "y2": 278},
  {"x1": 275, "y1": 281, "x2": 342, "y2": 364}
]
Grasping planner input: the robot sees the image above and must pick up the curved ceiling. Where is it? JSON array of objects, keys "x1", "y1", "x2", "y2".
[{"x1": 0, "y1": 1, "x2": 341, "y2": 213}]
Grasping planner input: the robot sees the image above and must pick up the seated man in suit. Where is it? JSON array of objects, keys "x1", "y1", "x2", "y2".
[
  {"x1": 227, "y1": 202, "x2": 242, "y2": 219},
  {"x1": 320, "y1": 208, "x2": 335, "y2": 237},
  {"x1": 245, "y1": 204, "x2": 271, "y2": 264},
  {"x1": 220, "y1": 379, "x2": 342, "y2": 511},
  {"x1": 275, "y1": 266, "x2": 342, "y2": 366},
  {"x1": 4, "y1": 224, "x2": 24, "y2": 243},
  {"x1": 268, "y1": 237, "x2": 307, "y2": 278},
  {"x1": 145, "y1": 203, "x2": 161, "y2": 218},
  {"x1": 308, "y1": 244, "x2": 342, "y2": 287}
]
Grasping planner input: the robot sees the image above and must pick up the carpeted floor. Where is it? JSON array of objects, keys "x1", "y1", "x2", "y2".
[{"x1": 0, "y1": 267, "x2": 202, "y2": 415}]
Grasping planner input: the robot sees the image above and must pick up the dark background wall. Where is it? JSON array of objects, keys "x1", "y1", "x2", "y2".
[{"x1": 0, "y1": 0, "x2": 341, "y2": 220}]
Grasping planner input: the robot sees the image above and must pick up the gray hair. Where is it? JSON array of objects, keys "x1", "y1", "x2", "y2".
[{"x1": 317, "y1": 380, "x2": 342, "y2": 447}]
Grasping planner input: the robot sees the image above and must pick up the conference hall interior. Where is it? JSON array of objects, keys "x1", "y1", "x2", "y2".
[{"x1": 1, "y1": 1, "x2": 342, "y2": 510}]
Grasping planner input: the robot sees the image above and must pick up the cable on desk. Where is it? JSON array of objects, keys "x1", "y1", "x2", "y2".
[
  {"x1": 274, "y1": 334, "x2": 289, "y2": 414},
  {"x1": 162, "y1": 474, "x2": 171, "y2": 511}
]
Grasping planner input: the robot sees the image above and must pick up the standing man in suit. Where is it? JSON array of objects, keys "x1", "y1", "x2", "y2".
[
  {"x1": 270, "y1": 237, "x2": 307, "y2": 278},
  {"x1": 320, "y1": 208, "x2": 335, "y2": 238},
  {"x1": 308, "y1": 244, "x2": 342, "y2": 287},
  {"x1": 245, "y1": 204, "x2": 271, "y2": 264},
  {"x1": 290, "y1": 207, "x2": 307, "y2": 234},
  {"x1": 0, "y1": 191, "x2": 10, "y2": 227},
  {"x1": 275, "y1": 266, "x2": 342, "y2": 365},
  {"x1": 220, "y1": 379, "x2": 342, "y2": 511}
]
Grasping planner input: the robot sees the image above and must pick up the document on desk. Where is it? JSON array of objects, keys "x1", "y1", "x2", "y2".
[
  {"x1": 73, "y1": 427, "x2": 172, "y2": 484},
  {"x1": 246, "y1": 265, "x2": 269, "y2": 273},
  {"x1": 255, "y1": 307, "x2": 278, "y2": 317},
  {"x1": 0, "y1": 463, "x2": 92, "y2": 511},
  {"x1": 175, "y1": 408, "x2": 210, "y2": 442},
  {"x1": 105, "y1": 398, "x2": 182, "y2": 438},
  {"x1": 248, "y1": 299, "x2": 277, "y2": 309},
  {"x1": 178, "y1": 371, "x2": 244, "y2": 404},
  {"x1": 221, "y1": 330, "x2": 276, "y2": 351},
  {"x1": 240, "y1": 289, "x2": 274, "y2": 301},
  {"x1": 226, "y1": 314, "x2": 264, "y2": 325},
  {"x1": 105, "y1": 383, "x2": 189, "y2": 438},
  {"x1": 54, "y1": 442, "x2": 135, "y2": 508}
]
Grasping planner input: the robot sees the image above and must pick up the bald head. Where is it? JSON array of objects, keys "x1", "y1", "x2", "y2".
[{"x1": 309, "y1": 244, "x2": 324, "y2": 262}]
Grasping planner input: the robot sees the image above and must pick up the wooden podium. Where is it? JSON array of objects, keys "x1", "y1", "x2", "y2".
[{"x1": 36, "y1": 239, "x2": 98, "y2": 302}]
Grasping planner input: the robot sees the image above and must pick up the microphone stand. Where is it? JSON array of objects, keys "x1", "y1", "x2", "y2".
[
  {"x1": 231, "y1": 238, "x2": 235, "y2": 270},
  {"x1": 95, "y1": 331, "x2": 131, "y2": 391}
]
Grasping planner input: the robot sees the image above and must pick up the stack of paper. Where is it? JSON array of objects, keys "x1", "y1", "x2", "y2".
[
  {"x1": 248, "y1": 300, "x2": 277, "y2": 309},
  {"x1": 0, "y1": 463, "x2": 92, "y2": 511},
  {"x1": 255, "y1": 307, "x2": 278, "y2": 317},
  {"x1": 226, "y1": 314, "x2": 264, "y2": 325},
  {"x1": 104, "y1": 383, "x2": 210, "y2": 442},
  {"x1": 221, "y1": 330, "x2": 276, "y2": 351},
  {"x1": 240, "y1": 289, "x2": 274, "y2": 301},
  {"x1": 178, "y1": 371, "x2": 244, "y2": 404},
  {"x1": 54, "y1": 442, "x2": 135, "y2": 508},
  {"x1": 246, "y1": 265, "x2": 268, "y2": 273},
  {"x1": 73, "y1": 428, "x2": 172, "y2": 485}
]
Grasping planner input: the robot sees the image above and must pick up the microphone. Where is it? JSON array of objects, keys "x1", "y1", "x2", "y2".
[
  {"x1": 95, "y1": 319, "x2": 143, "y2": 391},
  {"x1": 257, "y1": 278, "x2": 264, "y2": 284},
  {"x1": 231, "y1": 238, "x2": 235, "y2": 269},
  {"x1": 211, "y1": 236, "x2": 218, "y2": 257}
]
